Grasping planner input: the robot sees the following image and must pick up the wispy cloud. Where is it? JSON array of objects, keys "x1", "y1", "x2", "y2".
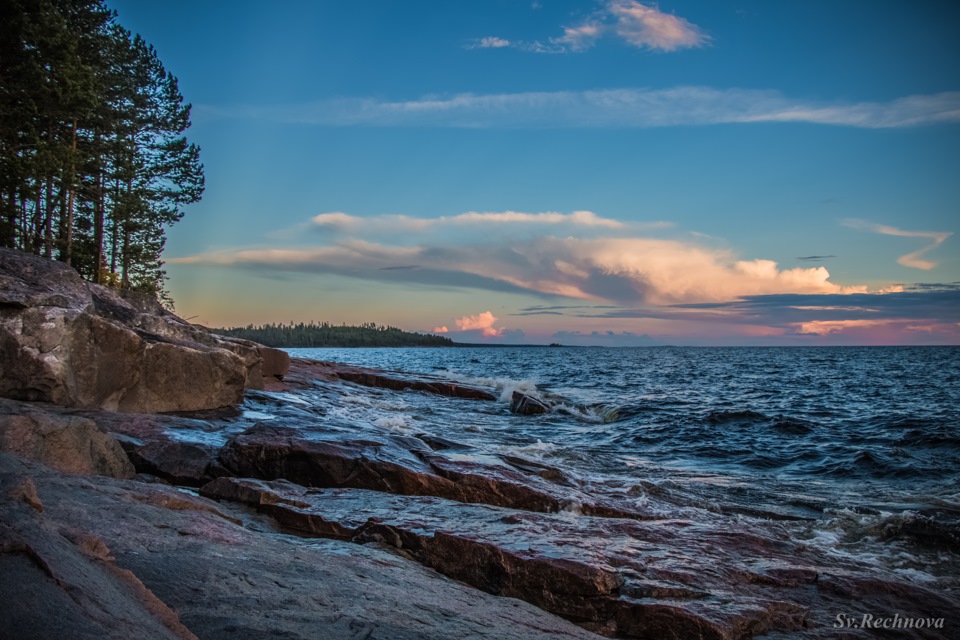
[
  {"x1": 312, "y1": 210, "x2": 629, "y2": 231},
  {"x1": 844, "y1": 219, "x2": 953, "y2": 269},
  {"x1": 797, "y1": 255, "x2": 836, "y2": 262},
  {"x1": 203, "y1": 88, "x2": 960, "y2": 130},
  {"x1": 470, "y1": 36, "x2": 511, "y2": 49},
  {"x1": 470, "y1": 1, "x2": 708, "y2": 54},
  {"x1": 608, "y1": 0, "x2": 708, "y2": 51}
]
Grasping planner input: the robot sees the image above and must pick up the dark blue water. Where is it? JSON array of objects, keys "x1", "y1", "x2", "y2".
[{"x1": 286, "y1": 346, "x2": 960, "y2": 579}]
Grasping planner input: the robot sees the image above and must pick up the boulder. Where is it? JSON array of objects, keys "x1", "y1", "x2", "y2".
[
  {"x1": 0, "y1": 398, "x2": 134, "y2": 478},
  {"x1": 511, "y1": 391, "x2": 550, "y2": 415},
  {"x1": 0, "y1": 248, "x2": 265, "y2": 412}
]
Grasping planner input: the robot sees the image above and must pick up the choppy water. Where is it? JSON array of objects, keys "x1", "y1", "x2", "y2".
[{"x1": 285, "y1": 346, "x2": 960, "y2": 581}]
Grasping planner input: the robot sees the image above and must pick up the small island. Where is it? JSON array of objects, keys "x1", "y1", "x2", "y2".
[{"x1": 214, "y1": 321, "x2": 454, "y2": 348}]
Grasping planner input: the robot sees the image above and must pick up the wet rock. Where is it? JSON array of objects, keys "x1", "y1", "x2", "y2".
[
  {"x1": 200, "y1": 476, "x2": 960, "y2": 639},
  {"x1": 90, "y1": 411, "x2": 236, "y2": 486},
  {"x1": 1, "y1": 454, "x2": 599, "y2": 640},
  {"x1": 511, "y1": 391, "x2": 550, "y2": 415},
  {"x1": 0, "y1": 247, "x2": 262, "y2": 412},
  {"x1": 0, "y1": 397, "x2": 134, "y2": 478},
  {"x1": 218, "y1": 424, "x2": 590, "y2": 513},
  {"x1": 259, "y1": 345, "x2": 290, "y2": 380},
  {"x1": 266, "y1": 358, "x2": 496, "y2": 400}
]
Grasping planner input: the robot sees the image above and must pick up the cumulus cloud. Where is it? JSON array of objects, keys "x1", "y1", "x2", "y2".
[
  {"x1": 432, "y1": 326, "x2": 449, "y2": 333},
  {"x1": 172, "y1": 232, "x2": 865, "y2": 307},
  {"x1": 454, "y1": 311, "x2": 503, "y2": 337},
  {"x1": 472, "y1": 1, "x2": 707, "y2": 54},
  {"x1": 210, "y1": 88, "x2": 960, "y2": 130},
  {"x1": 843, "y1": 219, "x2": 953, "y2": 270}
]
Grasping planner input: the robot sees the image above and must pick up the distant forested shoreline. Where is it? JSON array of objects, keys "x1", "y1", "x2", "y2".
[{"x1": 213, "y1": 322, "x2": 455, "y2": 348}]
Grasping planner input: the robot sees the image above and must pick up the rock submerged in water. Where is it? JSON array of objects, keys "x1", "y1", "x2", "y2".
[
  {"x1": 511, "y1": 390, "x2": 550, "y2": 415},
  {"x1": 0, "y1": 247, "x2": 288, "y2": 413}
]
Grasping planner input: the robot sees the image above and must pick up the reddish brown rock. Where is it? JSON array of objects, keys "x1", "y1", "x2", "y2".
[
  {"x1": 1, "y1": 454, "x2": 600, "y2": 640},
  {"x1": 217, "y1": 424, "x2": 597, "y2": 512},
  {"x1": 0, "y1": 398, "x2": 134, "y2": 478},
  {"x1": 266, "y1": 357, "x2": 496, "y2": 400},
  {"x1": 201, "y1": 477, "x2": 959, "y2": 640}
]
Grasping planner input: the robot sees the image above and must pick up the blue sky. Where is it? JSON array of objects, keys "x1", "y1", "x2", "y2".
[{"x1": 109, "y1": 0, "x2": 959, "y2": 345}]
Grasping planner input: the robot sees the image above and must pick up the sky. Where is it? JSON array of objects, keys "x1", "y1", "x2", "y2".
[{"x1": 108, "y1": 0, "x2": 959, "y2": 346}]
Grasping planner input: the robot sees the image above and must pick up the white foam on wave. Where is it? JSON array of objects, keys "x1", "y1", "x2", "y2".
[
  {"x1": 373, "y1": 415, "x2": 413, "y2": 431},
  {"x1": 444, "y1": 372, "x2": 542, "y2": 403}
]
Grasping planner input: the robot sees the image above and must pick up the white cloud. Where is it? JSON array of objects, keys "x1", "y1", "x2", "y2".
[
  {"x1": 844, "y1": 219, "x2": 953, "y2": 269},
  {"x1": 311, "y1": 209, "x2": 626, "y2": 231},
  {"x1": 608, "y1": 1, "x2": 708, "y2": 51},
  {"x1": 470, "y1": 36, "x2": 511, "y2": 49},
  {"x1": 472, "y1": 1, "x2": 706, "y2": 54},
  {"x1": 551, "y1": 23, "x2": 603, "y2": 51},
  {"x1": 432, "y1": 325, "x2": 449, "y2": 333},
  {"x1": 212, "y1": 88, "x2": 960, "y2": 130}
]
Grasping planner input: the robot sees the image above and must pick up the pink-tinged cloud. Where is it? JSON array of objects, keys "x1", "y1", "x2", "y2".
[
  {"x1": 455, "y1": 311, "x2": 503, "y2": 337},
  {"x1": 310, "y1": 209, "x2": 624, "y2": 231},
  {"x1": 432, "y1": 326, "x2": 449, "y2": 333},
  {"x1": 551, "y1": 23, "x2": 603, "y2": 51},
  {"x1": 797, "y1": 319, "x2": 889, "y2": 336},
  {"x1": 449, "y1": 210, "x2": 623, "y2": 228},
  {"x1": 608, "y1": 1, "x2": 708, "y2": 51},
  {"x1": 172, "y1": 234, "x2": 868, "y2": 305},
  {"x1": 843, "y1": 219, "x2": 952, "y2": 270}
]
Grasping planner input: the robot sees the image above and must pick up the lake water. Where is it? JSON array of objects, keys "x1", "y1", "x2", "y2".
[{"x1": 285, "y1": 345, "x2": 960, "y2": 581}]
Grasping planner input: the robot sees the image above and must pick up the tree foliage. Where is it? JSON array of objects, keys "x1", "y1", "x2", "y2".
[
  {"x1": 0, "y1": 0, "x2": 203, "y2": 300},
  {"x1": 214, "y1": 322, "x2": 456, "y2": 348}
]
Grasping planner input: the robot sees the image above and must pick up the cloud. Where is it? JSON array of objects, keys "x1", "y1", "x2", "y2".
[
  {"x1": 608, "y1": 0, "x2": 708, "y2": 51},
  {"x1": 796, "y1": 255, "x2": 836, "y2": 262},
  {"x1": 843, "y1": 220, "x2": 953, "y2": 269},
  {"x1": 311, "y1": 209, "x2": 627, "y2": 231},
  {"x1": 796, "y1": 319, "x2": 889, "y2": 336},
  {"x1": 472, "y1": 1, "x2": 707, "y2": 54},
  {"x1": 454, "y1": 311, "x2": 503, "y2": 337},
  {"x1": 551, "y1": 23, "x2": 603, "y2": 52},
  {"x1": 173, "y1": 232, "x2": 867, "y2": 307},
  {"x1": 432, "y1": 326, "x2": 449, "y2": 333},
  {"x1": 207, "y1": 88, "x2": 960, "y2": 130},
  {"x1": 473, "y1": 36, "x2": 511, "y2": 49}
]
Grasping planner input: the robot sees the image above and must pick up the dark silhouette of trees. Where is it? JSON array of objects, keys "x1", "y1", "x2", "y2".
[{"x1": 214, "y1": 322, "x2": 455, "y2": 348}]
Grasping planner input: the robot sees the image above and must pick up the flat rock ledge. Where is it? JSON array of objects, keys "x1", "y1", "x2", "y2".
[{"x1": 0, "y1": 453, "x2": 598, "y2": 640}]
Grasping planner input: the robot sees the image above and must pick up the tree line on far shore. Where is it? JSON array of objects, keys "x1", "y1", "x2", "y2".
[
  {"x1": 1, "y1": 0, "x2": 203, "y2": 302},
  {"x1": 214, "y1": 322, "x2": 455, "y2": 348}
]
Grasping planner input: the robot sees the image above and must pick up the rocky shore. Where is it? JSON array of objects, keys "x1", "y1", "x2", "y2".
[{"x1": 1, "y1": 248, "x2": 956, "y2": 639}]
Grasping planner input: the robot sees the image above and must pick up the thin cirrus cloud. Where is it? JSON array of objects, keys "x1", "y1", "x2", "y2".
[
  {"x1": 311, "y1": 210, "x2": 629, "y2": 231},
  {"x1": 843, "y1": 219, "x2": 953, "y2": 269},
  {"x1": 205, "y1": 87, "x2": 960, "y2": 130},
  {"x1": 468, "y1": 1, "x2": 708, "y2": 53}
]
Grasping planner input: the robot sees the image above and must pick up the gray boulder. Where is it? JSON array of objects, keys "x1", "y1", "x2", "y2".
[{"x1": 0, "y1": 248, "x2": 285, "y2": 412}]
